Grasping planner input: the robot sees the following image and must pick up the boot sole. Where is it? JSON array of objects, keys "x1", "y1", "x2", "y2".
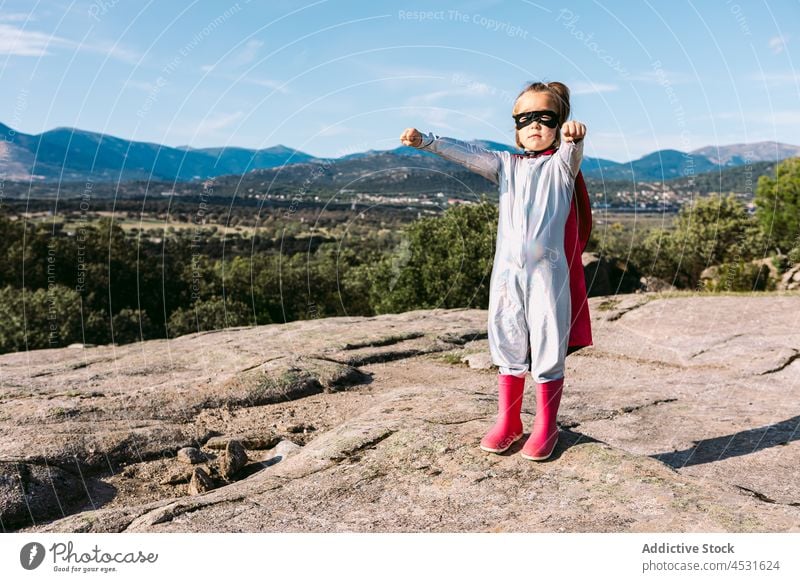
[
  {"x1": 520, "y1": 433, "x2": 559, "y2": 461},
  {"x1": 480, "y1": 432, "x2": 524, "y2": 453}
]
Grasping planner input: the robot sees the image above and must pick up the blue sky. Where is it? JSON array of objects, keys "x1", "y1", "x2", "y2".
[{"x1": 1, "y1": 0, "x2": 798, "y2": 163}]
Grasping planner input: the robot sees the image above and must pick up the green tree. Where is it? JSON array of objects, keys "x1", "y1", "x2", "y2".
[
  {"x1": 111, "y1": 307, "x2": 156, "y2": 344},
  {"x1": 0, "y1": 284, "x2": 83, "y2": 353},
  {"x1": 216, "y1": 255, "x2": 274, "y2": 325},
  {"x1": 754, "y1": 157, "x2": 800, "y2": 253},
  {"x1": 654, "y1": 194, "x2": 764, "y2": 289},
  {"x1": 590, "y1": 220, "x2": 662, "y2": 274},
  {"x1": 321, "y1": 244, "x2": 375, "y2": 317},
  {"x1": 703, "y1": 261, "x2": 773, "y2": 292},
  {"x1": 353, "y1": 200, "x2": 498, "y2": 313}
]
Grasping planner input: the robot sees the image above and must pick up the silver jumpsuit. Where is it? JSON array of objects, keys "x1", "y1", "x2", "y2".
[{"x1": 416, "y1": 132, "x2": 584, "y2": 382}]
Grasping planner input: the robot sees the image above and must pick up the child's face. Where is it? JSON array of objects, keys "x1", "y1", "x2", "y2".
[{"x1": 513, "y1": 91, "x2": 560, "y2": 151}]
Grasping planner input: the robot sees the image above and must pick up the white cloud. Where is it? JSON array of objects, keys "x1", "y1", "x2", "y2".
[
  {"x1": 190, "y1": 111, "x2": 246, "y2": 137},
  {"x1": 403, "y1": 85, "x2": 523, "y2": 133},
  {"x1": 767, "y1": 110, "x2": 800, "y2": 124},
  {"x1": 197, "y1": 67, "x2": 289, "y2": 93},
  {"x1": 768, "y1": 34, "x2": 788, "y2": 54},
  {"x1": 81, "y1": 39, "x2": 142, "y2": 65},
  {"x1": 202, "y1": 39, "x2": 264, "y2": 72},
  {"x1": 407, "y1": 106, "x2": 502, "y2": 134},
  {"x1": 569, "y1": 81, "x2": 619, "y2": 95},
  {"x1": 241, "y1": 76, "x2": 289, "y2": 92},
  {"x1": 0, "y1": 24, "x2": 57, "y2": 56},
  {"x1": 417, "y1": 109, "x2": 458, "y2": 131},
  {"x1": 0, "y1": 13, "x2": 36, "y2": 22},
  {"x1": 747, "y1": 71, "x2": 800, "y2": 87},
  {"x1": 229, "y1": 39, "x2": 264, "y2": 68},
  {"x1": 404, "y1": 91, "x2": 492, "y2": 131},
  {"x1": 0, "y1": 23, "x2": 141, "y2": 63},
  {"x1": 404, "y1": 84, "x2": 519, "y2": 107}
]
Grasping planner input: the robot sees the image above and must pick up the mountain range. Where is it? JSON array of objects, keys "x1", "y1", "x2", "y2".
[{"x1": 1, "y1": 121, "x2": 798, "y2": 185}]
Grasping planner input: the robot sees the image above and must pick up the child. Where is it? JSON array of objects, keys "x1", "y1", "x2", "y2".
[{"x1": 400, "y1": 81, "x2": 593, "y2": 461}]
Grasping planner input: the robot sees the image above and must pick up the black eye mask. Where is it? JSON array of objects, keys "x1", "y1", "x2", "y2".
[{"x1": 513, "y1": 109, "x2": 559, "y2": 130}]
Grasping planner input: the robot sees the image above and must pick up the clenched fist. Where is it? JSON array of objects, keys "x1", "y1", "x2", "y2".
[
  {"x1": 561, "y1": 121, "x2": 586, "y2": 143},
  {"x1": 400, "y1": 127, "x2": 423, "y2": 147}
]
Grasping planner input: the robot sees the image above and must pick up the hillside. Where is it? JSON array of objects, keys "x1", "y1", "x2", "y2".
[
  {"x1": 0, "y1": 122, "x2": 313, "y2": 182},
  {"x1": 2, "y1": 291, "x2": 799, "y2": 533},
  {"x1": 1, "y1": 121, "x2": 797, "y2": 186}
]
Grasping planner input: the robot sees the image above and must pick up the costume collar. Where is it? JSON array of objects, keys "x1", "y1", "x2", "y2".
[{"x1": 521, "y1": 145, "x2": 558, "y2": 157}]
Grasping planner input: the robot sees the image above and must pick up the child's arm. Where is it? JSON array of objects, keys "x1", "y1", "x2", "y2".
[
  {"x1": 556, "y1": 121, "x2": 586, "y2": 179},
  {"x1": 400, "y1": 127, "x2": 503, "y2": 185}
]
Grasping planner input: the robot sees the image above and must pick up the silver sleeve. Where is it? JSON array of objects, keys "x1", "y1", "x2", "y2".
[
  {"x1": 556, "y1": 138, "x2": 584, "y2": 179},
  {"x1": 416, "y1": 131, "x2": 502, "y2": 185}
]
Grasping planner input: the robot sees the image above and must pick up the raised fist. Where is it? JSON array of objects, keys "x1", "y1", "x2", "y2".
[
  {"x1": 400, "y1": 127, "x2": 423, "y2": 147},
  {"x1": 561, "y1": 120, "x2": 586, "y2": 143}
]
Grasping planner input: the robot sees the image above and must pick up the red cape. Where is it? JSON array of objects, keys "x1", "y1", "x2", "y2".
[
  {"x1": 521, "y1": 146, "x2": 594, "y2": 355},
  {"x1": 564, "y1": 169, "x2": 593, "y2": 354}
]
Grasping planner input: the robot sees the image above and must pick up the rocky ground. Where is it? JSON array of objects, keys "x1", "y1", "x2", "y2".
[{"x1": 1, "y1": 290, "x2": 798, "y2": 533}]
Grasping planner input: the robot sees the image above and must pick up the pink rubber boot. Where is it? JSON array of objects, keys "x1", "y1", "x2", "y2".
[
  {"x1": 520, "y1": 376, "x2": 564, "y2": 461},
  {"x1": 479, "y1": 373, "x2": 525, "y2": 453}
]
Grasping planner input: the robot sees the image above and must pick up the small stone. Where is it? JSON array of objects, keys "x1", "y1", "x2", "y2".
[
  {"x1": 188, "y1": 467, "x2": 214, "y2": 494},
  {"x1": 205, "y1": 436, "x2": 229, "y2": 450},
  {"x1": 160, "y1": 468, "x2": 193, "y2": 485},
  {"x1": 461, "y1": 352, "x2": 494, "y2": 370},
  {"x1": 176, "y1": 447, "x2": 206, "y2": 465},
  {"x1": 240, "y1": 434, "x2": 282, "y2": 449},
  {"x1": 220, "y1": 440, "x2": 248, "y2": 479}
]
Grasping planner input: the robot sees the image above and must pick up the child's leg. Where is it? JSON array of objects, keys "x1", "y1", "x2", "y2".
[
  {"x1": 483, "y1": 264, "x2": 529, "y2": 453},
  {"x1": 479, "y1": 372, "x2": 526, "y2": 453},
  {"x1": 520, "y1": 375, "x2": 564, "y2": 461},
  {"x1": 522, "y1": 263, "x2": 570, "y2": 460},
  {"x1": 487, "y1": 267, "x2": 530, "y2": 377}
]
